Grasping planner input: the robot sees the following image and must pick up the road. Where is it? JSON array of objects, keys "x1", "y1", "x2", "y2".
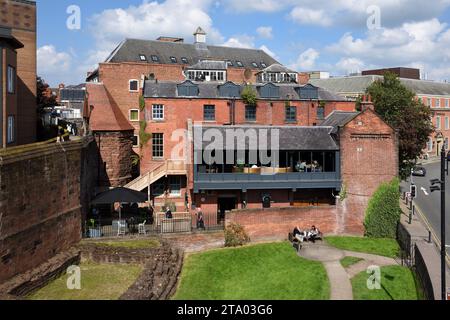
[{"x1": 401, "y1": 162, "x2": 450, "y2": 256}]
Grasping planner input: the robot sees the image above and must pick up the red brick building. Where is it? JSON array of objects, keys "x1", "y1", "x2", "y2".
[
  {"x1": 0, "y1": 0, "x2": 37, "y2": 145},
  {"x1": 0, "y1": 27, "x2": 22, "y2": 148}
]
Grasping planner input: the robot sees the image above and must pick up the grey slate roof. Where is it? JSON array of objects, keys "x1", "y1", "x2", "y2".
[
  {"x1": 106, "y1": 39, "x2": 279, "y2": 69},
  {"x1": 60, "y1": 88, "x2": 86, "y2": 102},
  {"x1": 320, "y1": 111, "x2": 360, "y2": 133},
  {"x1": 310, "y1": 75, "x2": 450, "y2": 97},
  {"x1": 143, "y1": 81, "x2": 348, "y2": 101},
  {"x1": 187, "y1": 60, "x2": 227, "y2": 70},
  {"x1": 195, "y1": 125, "x2": 339, "y2": 151},
  {"x1": 258, "y1": 63, "x2": 296, "y2": 74}
]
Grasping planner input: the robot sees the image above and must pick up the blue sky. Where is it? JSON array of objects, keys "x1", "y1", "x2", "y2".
[{"x1": 36, "y1": 0, "x2": 450, "y2": 86}]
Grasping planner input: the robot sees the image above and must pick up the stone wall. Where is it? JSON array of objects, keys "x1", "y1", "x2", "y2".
[{"x1": 0, "y1": 137, "x2": 97, "y2": 284}]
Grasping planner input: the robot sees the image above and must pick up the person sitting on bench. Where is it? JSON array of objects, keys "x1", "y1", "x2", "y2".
[
  {"x1": 293, "y1": 226, "x2": 307, "y2": 243},
  {"x1": 307, "y1": 225, "x2": 321, "y2": 243}
]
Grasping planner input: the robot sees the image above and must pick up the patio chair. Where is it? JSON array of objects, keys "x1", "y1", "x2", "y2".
[
  {"x1": 138, "y1": 220, "x2": 147, "y2": 235},
  {"x1": 117, "y1": 220, "x2": 126, "y2": 236}
]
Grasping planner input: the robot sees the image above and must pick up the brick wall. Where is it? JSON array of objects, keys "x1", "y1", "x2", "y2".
[
  {"x1": 226, "y1": 206, "x2": 342, "y2": 241},
  {"x1": 93, "y1": 131, "x2": 135, "y2": 187},
  {"x1": 0, "y1": 137, "x2": 97, "y2": 284}
]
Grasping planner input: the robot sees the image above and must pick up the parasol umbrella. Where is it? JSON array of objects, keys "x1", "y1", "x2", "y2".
[{"x1": 91, "y1": 187, "x2": 148, "y2": 221}]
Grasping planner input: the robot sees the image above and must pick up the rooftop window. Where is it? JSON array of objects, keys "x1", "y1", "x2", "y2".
[
  {"x1": 151, "y1": 55, "x2": 159, "y2": 62},
  {"x1": 236, "y1": 61, "x2": 243, "y2": 68},
  {"x1": 139, "y1": 54, "x2": 147, "y2": 61},
  {"x1": 227, "y1": 60, "x2": 233, "y2": 67},
  {"x1": 170, "y1": 56, "x2": 177, "y2": 63},
  {"x1": 181, "y1": 57, "x2": 189, "y2": 64},
  {"x1": 252, "y1": 62, "x2": 258, "y2": 68},
  {"x1": 260, "y1": 62, "x2": 267, "y2": 68}
]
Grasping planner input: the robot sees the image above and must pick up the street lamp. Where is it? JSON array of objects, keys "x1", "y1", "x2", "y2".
[{"x1": 429, "y1": 145, "x2": 447, "y2": 300}]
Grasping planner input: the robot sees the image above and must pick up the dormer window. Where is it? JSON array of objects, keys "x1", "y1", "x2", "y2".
[
  {"x1": 260, "y1": 62, "x2": 267, "y2": 68},
  {"x1": 170, "y1": 56, "x2": 177, "y2": 63},
  {"x1": 181, "y1": 57, "x2": 189, "y2": 64},
  {"x1": 177, "y1": 81, "x2": 199, "y2": 97},
  {"x1": 252, "y1": 62, "x2": 258, "y2": 68},
  {"x1": 227, "y1": 61, "x2": 233, "y2": 67},
  {"x1": 236, "y1": 61, "x2": 243, "y2": 68},
  {"x1": 151, "y1": 55, "x2": 159, "y2": 62},
  {"x1": 139, "y1": 54, "x2": 147, "y2": 61}
]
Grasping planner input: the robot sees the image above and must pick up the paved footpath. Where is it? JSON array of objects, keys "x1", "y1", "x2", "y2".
[{"x1": 298, "y1": 243, "x2": 398, "y2": 300}]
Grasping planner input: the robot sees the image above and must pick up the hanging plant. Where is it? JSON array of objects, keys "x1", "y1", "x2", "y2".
[
  {"x1": 241, "y1": 85, "x2": 257, "y2": 106},
  {"x1": 139, "y1": 95, "x2": 146, "y2": 112},
  {"x1": 139, "y1": 120, "x2": 152, "y2": 148}
]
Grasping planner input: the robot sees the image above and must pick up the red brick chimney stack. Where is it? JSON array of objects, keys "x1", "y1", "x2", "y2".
[{"x1": 360, "y1": 95, "x2": 375, "y2": 112}]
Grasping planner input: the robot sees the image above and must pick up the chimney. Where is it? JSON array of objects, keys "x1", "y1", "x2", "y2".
[
  {"x1": 194, "y1": 27, "x2": 206, "y2": 44},
  {"x1": 360, "y1": 95, "x2": 375, "y2": 112}
]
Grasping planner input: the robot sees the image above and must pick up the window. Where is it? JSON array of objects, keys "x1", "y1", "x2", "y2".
[
  {"x1": 181, "y1": 57, "x2": 189, "y2": 64},
  {"x1": 177, "y1": 81, "x2": 199, "y2": 97},
  {"x1": 203, "y1": 105, "x2": 215, "y2": 121},
  {"x1": 260, "y1": 62, "x2": 267, "y2": 68},
  {"x1": 7, "y1": 66, "x2": 15, "y2": 94},
  {"x1": 169, "y1": 176, "x2": 181, "y2": 196},
  {"x1": 227, "y1": 60, "x2": 233, "y2": 67},
  {"x1": 170, "y1": 56, "x2": 177, "y2": 63},
  {"x1": 446, "y1": 117, "x2": 449, "y2": 130},
  {"x1": 236, "y1": 61, "x2": 243, "y2": 67},
  {"x1": 152, "y1": 104, "x2": 164, "y2": 120},
  {"x1": 446, "y1": 138, "x2": 449, "y2": 150},
  {"x1": 436, "y1": 98, "x2": 441, "y2": 108},
  {"x1": 129, "y1": 109, "x2": 139, "y2": 121},
  {"x1": 259, "y1": 83, "x2": 279, "y2": 98},
  {"x1": 317, "y1": 106, "x2": 325, "y2": 119},
  {"x1": 132, "y1": 135, "x2": 139, "y2": 147},
  {"x1": 436, "y1": 116, "x2": 441, "y2": 130},
  {"x1": 151, "y1": 55, "x2": 159, "y2": 62},
  {"x1": 218, "y1": 72, "x2": 225, "y2": 81},
  {"x1": 139, "y1": 54, "x2": 147, "y2": 61},
  {"x1": 152, "y1": 180, "x2": 165, "y2": 197},
  {"x1": 446, "y1": 99, "x2": 449, "y2": 108},
  {"x1": 245, "y1": 105, "x2": 257, "y2": 122},
  {"x1": 129, "y1": 80, "x2": 139, "y2": 92},
  {"x1": 285, "y1": 106, "x2": 297, "y2": 123},
  {"x1": 7, "y1": 116, "x2": 14, "y2": 143},
  {"x1": 427, "y1": 98, "x2": 432, "y2": 107},
  {"x1": 251, "y1": 62, "x2": 258, "y2": 68},
  {"x1": 152, "y1": 133, "x2": 164, "y2": 158}
]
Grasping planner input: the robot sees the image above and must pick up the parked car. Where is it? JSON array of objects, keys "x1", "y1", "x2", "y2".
[{"x1": 412, "y1": 166, "x2": 427, "y2": 177}]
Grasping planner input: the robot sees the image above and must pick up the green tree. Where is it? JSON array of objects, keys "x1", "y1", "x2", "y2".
[
  {"x1": 241, "y1": 85, "x2": 257, "y2": 106},
  {"x1": 366, "y1": 72, "x2": 434, "y2": 179},
  {"x1": 364, "y1": 178, "x2": 401, "y2": 239}
]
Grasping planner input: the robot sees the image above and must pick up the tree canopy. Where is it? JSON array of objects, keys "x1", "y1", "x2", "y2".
[
  {"x1": 366, "y1": 72, "x2": 434, "y2": 179},
  {"x1": 37, "y1": 76, "x2": 58, "y2": 115}
]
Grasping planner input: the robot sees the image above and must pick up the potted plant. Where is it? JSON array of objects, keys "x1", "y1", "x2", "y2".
[{"x1": 87, "y1": 218, "x2": 102, "y2": 238}]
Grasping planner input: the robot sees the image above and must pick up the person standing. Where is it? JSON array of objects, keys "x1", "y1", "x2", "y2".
[{"x1": 196, "y1": 207, "x2": 205, "y2": 230}]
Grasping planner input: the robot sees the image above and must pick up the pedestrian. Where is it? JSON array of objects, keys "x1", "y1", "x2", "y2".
[
  {"x1": 165, "y1": 208, "x2": 173, "y2": 219},
  {"x1": 196, "y1": 207, "x2": 205, "y2": 230}
]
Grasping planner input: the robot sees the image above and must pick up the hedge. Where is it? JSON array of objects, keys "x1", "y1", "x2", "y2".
[{"x1": 364, "y1": 178, "x2": 401, "y2": 238}]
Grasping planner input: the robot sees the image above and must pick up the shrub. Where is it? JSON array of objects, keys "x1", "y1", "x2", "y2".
[
  {"x1": 241, "y1": 85, "x2": 257, "y2": 106},
  {"x1": 364, "y1": 178, "x2": 401, "y2": 238},
  {"x1": 225, "y1": 223, "x2": 250, "y2": 247}
]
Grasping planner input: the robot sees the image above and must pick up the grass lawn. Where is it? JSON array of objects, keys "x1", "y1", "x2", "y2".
[
  {"x1": 173, "y1": 242, "x2": 330, "y2": 300},
  {"x1": 340, "y1": 256, "x2": 364, "y2": 268},
  {"x1": 325, "y1": 236, "x2": 399, "y2": 258},
  {"x1": 28, "y1": 262, "x2": 143, "y2": 300},
  {"x1": 83, "y1": 239, "x2": 161, "y2": 249},
  {"x1": 352, "y1": 265, "x2": 421, "y2": 300}
]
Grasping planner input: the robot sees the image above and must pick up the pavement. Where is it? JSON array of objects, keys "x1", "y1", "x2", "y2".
[
  {"x1": 401, "y1": 161, "x2": 450, "y2": 256},
  {"x1": 298, "y1": 243, "x2": 398, "y2": 300}
]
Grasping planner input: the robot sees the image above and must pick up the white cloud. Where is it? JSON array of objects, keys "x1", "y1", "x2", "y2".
[
  {"x1": 289, "y1": 8, "x2": 332, "y2": 27},
  {"x1": 256, "y1": 26, "x2": 273, "y2": 39},
  {"x1": 325, "y1": 18, "x2": 450, "y2": 80},
  {"x1": 222, "y1": 35, "x2": 255, "y2": 49},
  {"x1": 224, "y1": 0, "x2": 291, "y2": 13},
  {"x1": 90, "y1": 0, "x2": 223, "y2": 51},
  {"x1": 37, "y1": 45, "x2": 72, "y2": 77},
  {"x1": 290, "y1": 48, "x2": 320, "y2": 71},
  {"x1": 335, "y1": 57, "x2": 366, "y2": 74},
  {"x1": 259, "y1": 45, "x2": 278, "y2": 59}
]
